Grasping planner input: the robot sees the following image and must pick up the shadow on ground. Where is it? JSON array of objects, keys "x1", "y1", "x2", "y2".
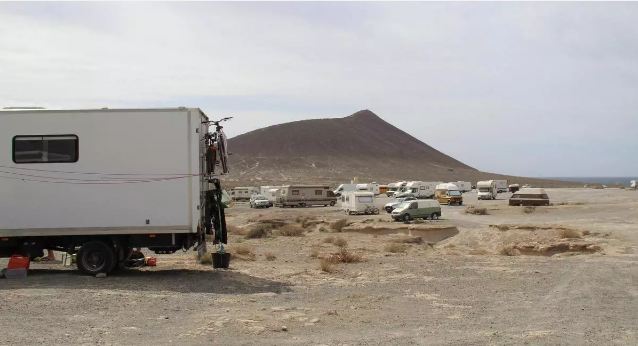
[{"x1": 0, "y1": 268, "x2": 291, "y2": 294}]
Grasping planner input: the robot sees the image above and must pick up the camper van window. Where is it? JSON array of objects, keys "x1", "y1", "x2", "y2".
[
  {"x1": 292, "y1": 190, "x2": 299, "y2": 196},
  {"x1": 315, "y1": 190, "x2": 323, "y2": 196},
  {"x1": 13, "y1": 135, "x2": 78, "y2": 163},
  {"x1": 449, "y1": 190, "x2": 462, "y2": 196},
  {"x1": 357, "y1": 196, "x2": 373, "y2": 203}
]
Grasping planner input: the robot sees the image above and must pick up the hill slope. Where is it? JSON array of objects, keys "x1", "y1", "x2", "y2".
[{"x1": 225, "y1": 110, "x2": 576, "y2": 187}]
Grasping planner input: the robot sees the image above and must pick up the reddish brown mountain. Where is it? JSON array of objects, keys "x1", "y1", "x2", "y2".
[{"x1": 225, "y1": 110, "x2": 576, "y2": 187}]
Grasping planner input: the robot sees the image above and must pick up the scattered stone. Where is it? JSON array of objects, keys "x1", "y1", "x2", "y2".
[
  {"x1": 281, "y1": 325, "x2": 288, "y2": 332},
  {"x1": 95, "y1": 273, "x2": 107, "y2": 278}
]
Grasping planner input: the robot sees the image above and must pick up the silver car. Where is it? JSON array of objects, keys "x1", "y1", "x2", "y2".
[{"x1": 249, "y1": 194, "x2": 272, "y2": 208}]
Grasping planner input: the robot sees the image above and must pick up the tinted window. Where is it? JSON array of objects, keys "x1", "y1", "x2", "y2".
[
  {"x1": 13, "y1": 135, "x2": 78, "y2": 163},
  {"x1": 315, "y1": 190, "x2": 323, "y2": 196}
]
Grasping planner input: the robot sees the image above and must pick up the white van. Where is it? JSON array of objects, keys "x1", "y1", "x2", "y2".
[
  {"x1": 452, "y1": 181, "x2": 472, "y2": 193},
  {"x1": 494, "y1": 180, "x2": 508, "y2": 193},
  {"x1": 402, "y1": 181, "x2": 437, "y2": 198},
  {"x1": 341, "y1": 191, "x2": 379, "y2": 215},
  {"x1": 477, "y1": 180, "x2": 497, "y2": 200}
]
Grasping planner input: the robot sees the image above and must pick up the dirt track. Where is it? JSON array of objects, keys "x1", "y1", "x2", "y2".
[{"x1": 1, "y1": 188, "x2": 637, "y2": 345}]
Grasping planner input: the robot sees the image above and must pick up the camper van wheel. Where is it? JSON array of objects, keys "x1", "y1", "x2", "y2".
[
  {"x1": 330, "y1": 201, "x2": 336, "y2": 206},
  {"x1": 76, "y1": 241, "x2": 116, "y2": 276},
  {"x1": 299, "y1": 203, "x2": 306, "y2": 208},
  {"x1": 402, "y1": 214, "x2": 411, "y2": 222},
  {"x1": 430, "y1": 213, "x2": 438, "y2": 220}
]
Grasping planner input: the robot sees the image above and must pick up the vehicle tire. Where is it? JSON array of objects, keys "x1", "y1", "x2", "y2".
[
  {"x1": 431, "y1": 213, "x2": 438, "y2": 220},
  {"x1": 403, "y1": 214, "x2": 411, "y2": 222},
  {"x1": 300, "y1": 203, "x2": 306, "y2": 208},
  {"x1": 373, "y1": 208, "x2": 379, "y2": 215},
  {"x1": 77, "y1": 241, "x2": 116, "y2": 276},
  {"x1": 330, "y1": 201, "x2": 336, "y2": 206}
]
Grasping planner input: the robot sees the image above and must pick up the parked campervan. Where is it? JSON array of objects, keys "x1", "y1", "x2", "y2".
[
  {"x1": 379, "y1": 185, "x2": 389, "y2": 195},
  {"x1": 230, "y1": 186, "x2": 259, "y2": 201},
  {"x1": 260, "y1": 186, "x2": 282, "y2": 203},
  {"x1": 452, "y1": 181, "x2": 472, "y2": 193},
  {"x1": 391, "y1": 199, "x2": 441, "y2": 222},
  {"x1": 494, "y1": 180, "x2": 508, "y2": 193},
  {"x1": 386, "y1": 181, "x2": 406, "y2": 197},
  {"x1": 341, "y1": 191, "x2": 379, "y2": 215},
  {"x1": 631, "y1": 180, "x2": 636, "y2": 189},
  {"x1": 477, "y1": 180, "x2": 497, "y2": 200},
  {"x1": 435, "y1": 183, "x2": 463, "y2": 205},
  {"x1": 276, "y1": 185, "x2": 337, "y2": 207},
  {"x1": 508, "y1": 184, "x2": 520, "y2": 193},
  {"x1": 333, "y1": 183, "x2": 357, "y2": 197},
  {"x1": 403, "y1": 181, "x2": 437, "y2": 199}
]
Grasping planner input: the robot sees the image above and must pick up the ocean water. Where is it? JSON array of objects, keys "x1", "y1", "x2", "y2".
[{"x1": 543, "y1": 177, "x2": 636, "y2": 187}]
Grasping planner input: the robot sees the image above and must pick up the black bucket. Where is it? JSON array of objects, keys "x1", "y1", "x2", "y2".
[{"x1": 212, "y1": 252, "x2": 230, "y2": 269}]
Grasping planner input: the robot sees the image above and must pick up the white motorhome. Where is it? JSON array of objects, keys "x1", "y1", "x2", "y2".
[
  {"x1": 452, "y1": 181, "x2": 472, "y2": 193},
  {"x1": 333, "y1": 183, "x2": 357, "y2": 197},
  {"x1": 0, "y1": 108, "x2": 229, "y2": 275},
  {"x1": 494, "y1": 180, "x2": 508, "y2": 193},
  {"x1": 356, "y1": 183, "x2": 380, "y2": 195},
  {"x1": 402, "y1": 181, "x2": 437, "y2": 199},
  {"x1": 341, "y1": 191, "x2": 378, "y2": 215},
  {"x1": 477, "y1": 180, "x2": 498, "y2": 200},
  {"x1": 276, "y1": 185, "x2": 337, "y2": 207},
  {"x1": 230, "y1": 186, "x2": 259, "y2": 201},
  {"x1": 631, "y1": 180, "x2": 636, "y2": 189},
  {"x1": 260, "y1": 186, "x2": 282, "y2": 203},
  {"x1": 386, "y1": 181, "x2": 407, "y2": 197}
]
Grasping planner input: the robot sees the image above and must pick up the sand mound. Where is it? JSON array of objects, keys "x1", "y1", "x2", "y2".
[
  {"x1": 441, "y1": 224, "x2": 606, "y2": 256},
  {"x1": 343, "y1": 223, "x2": 459, "y2": 244}
]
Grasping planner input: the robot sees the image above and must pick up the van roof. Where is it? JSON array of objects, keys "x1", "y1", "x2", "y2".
[{"x1": 516, "y1": 188, "x2": 546, "y2": 194}]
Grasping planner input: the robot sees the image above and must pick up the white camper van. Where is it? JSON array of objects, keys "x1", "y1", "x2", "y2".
[
  {"x1": 356, "y1": 183, "x2": 380, "y2": 195},
  {"x1": 386, "y1": 181, "x2": 407, "y2": 197},
  {"x1": 260, "y1": 186, "x2": 282, "y2": 203},
  {"x1": 230, "y1": 186, "x2": 259, "y2": 201},
  {"x1": 477, "y1": 180, "x2": 498, "y2": 200},
  {"x1": 333, "y1": 183, "x2": 357, "y2": 197},
  {"x1": 452, "y1": 181, "x2": 472, "y2": 193},
  {"x1": 494, "y1": 180, "x2": 508, "y2": 193},
  {"x1": 0, "y1": 108, "x2": 229, "y2": 275},
  {"x1": 402, "y1": 181, "x2": 437, "y2": 199},
  {"x1": 341, "y1": 191, "x2": 379, "y2": 215}
]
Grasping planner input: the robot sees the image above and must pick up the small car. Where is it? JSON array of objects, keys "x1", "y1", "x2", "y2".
[
  {"x1": 391, "y1": 199, "x2": 441, "y2": 222},
  {"x1": 249, "y1": 194, "x2": 272, "y2": 208}
]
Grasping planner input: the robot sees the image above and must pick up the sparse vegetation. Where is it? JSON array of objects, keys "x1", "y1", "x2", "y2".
[
  {"x1": 233, "y1": 245, "x2": 256, "y2": 261},
  {"x1": 384, "y1": 243, "x2": 408, "y2": 253},
  {"x1": 499, "y1": 245, "x2": 521, "y2": 256},
  {"x1": 319, "y1": 226, "x2": 329, "y2": 232},
  {"x1": 196, "y1": 252, "x2": 213, "y2": 264},
  {"x1": 227, "y1": 224, "x2": 245, "y2": 235},
  {"x1": 330, "y1": 218, "x2": 348, "y2": 232},
  {"x1": 328, "y1": 247, "x2": 363, "y2": 263},
  {"x1": 333, "y1": 237, "x2": 348, "y2": 248},
  {"x1": 559, "y1": 228, "x2": 583, "y2": 239},
  {"x1": 323, "y1": 236, "x2": 335, "y2": 243},
  {"x1": 310, "y1": 248, "x2": 320, "y2": 258},
  {"x1": 522, "y1": 206, "x2": 536, "y2": 214},
  {"x1": 264, "y1": 252, "x2": 276, "y2": 261},
  {"x1": 319, "y1": 258, "x2": 336, "y2": 273},
  {"x1": 277, "y1": 224, "x2": 305, "y2": 237},
  {"x1": 245, "y1": 223, "x2": 272, "y2": 239},
  {"x1": 465, "y1": 205, "x2": 488, "y2": 215}
]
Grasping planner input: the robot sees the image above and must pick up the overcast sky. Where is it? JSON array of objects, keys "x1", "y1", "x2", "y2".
[{"x1": 1, "y1": 2, "x2": 636, "y2": 177}]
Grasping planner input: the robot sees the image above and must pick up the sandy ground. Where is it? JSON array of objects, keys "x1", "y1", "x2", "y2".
[{"x1": 1, "y1": 188, "x2": 637, "y2": 345}]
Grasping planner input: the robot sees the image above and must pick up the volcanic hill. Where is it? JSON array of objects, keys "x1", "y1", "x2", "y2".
[{"x1": 225, "y1": 110, "x2": 575, "y2": 187}]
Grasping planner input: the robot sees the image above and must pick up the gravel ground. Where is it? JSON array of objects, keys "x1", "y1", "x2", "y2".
[{"x1": 1, "y1": 188, "x2": 636, "y2": 345}]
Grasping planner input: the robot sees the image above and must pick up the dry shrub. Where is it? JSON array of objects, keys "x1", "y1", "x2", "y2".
[
  {"x1": 245, "y1": 223, "x2": 273, "y2": 239},
  {"x1": 384, "y1": 243, "x2": 408, "y2": 253},
  {"x1": 233, "y1": 245, "x2": 256, "y2": 261},
  {"x1": 319, "y1": 226, "x2": 329, "y2": 233},
  {"x1": 330, "y1": 219, "x2": 348, "y2": 232},
  {"x1": 390, "y1": 235, "x2": 423, "y2": 244},
  {"x1": 264, "y1": 252, "x2": 276, "y2": 261},
  {"x1": 319, "y1": 258, "x2": 336, "y2": 273},
  {"x1": 328, "y1": 248, "x2": 363, "y2": 263},
  {"x1": 559, "y1": 228, "x2": 582, "y2": 239},
  {"x1": 227, "y1": 224, "x2": 245, "y2": 235},
  {"x1": 465, "y1": 205, "x2": 488, "y2": 215},
  {"x1": 499, "y1": 245, "x2": 521, "y2": 256},
  {"x1": 490, "y1": 224, "x2": 512, "y2": 232},
  {"x1": 277, "y1": 224, "x2": 305, "y2": 237},
  {"x1": 522, "y1": 206, "x2": 536, "y2": 214},
  {"x1": 196, "y1": 252, "x2": 213, "y2": 264},
  {"x1": 333, "y1": 237, "x2": 348, "y2": 248},
  {"x1": 582, "y1": 230, "x2": 591, "y2": 236},
  {"x1": 309, "y1": 248, "x2": 319, "y2": 258},
  {"x1": 323, "y1": 236, "x2": 335, "y2": 244},
  {"x1": 412, "y1": 219, "x2": 425, "y2": 224}
]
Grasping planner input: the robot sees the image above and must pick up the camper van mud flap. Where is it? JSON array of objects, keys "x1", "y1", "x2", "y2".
[{"x1": 205, "y1": 178, "x2": 228, "y2": 244}]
